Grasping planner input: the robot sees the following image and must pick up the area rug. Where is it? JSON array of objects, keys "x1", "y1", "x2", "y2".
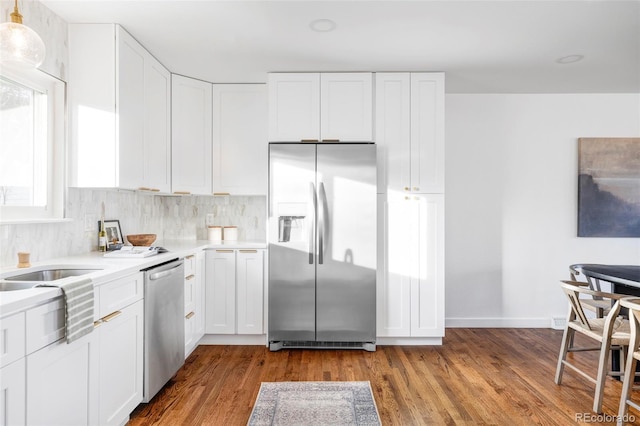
[{"x1": 247, "y1": 381, "x2": 381, "y2": 426}]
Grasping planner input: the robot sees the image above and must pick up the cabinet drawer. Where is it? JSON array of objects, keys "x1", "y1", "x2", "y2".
[
  {"x1": 184, "y1": 274, "x2": 196, "y2": 315},
  {"x1": 184, "y1": 253, "x2": 197, "y2": 278},
  {"x1": 26, "y1": 298, "x2": 65, "y2": 355},
  {"x1": 98, "y1": 272, "x2": 143, "y2": 317},
  {"x1": 0, "y1": 312, "x2": 25, "y2": 368}
]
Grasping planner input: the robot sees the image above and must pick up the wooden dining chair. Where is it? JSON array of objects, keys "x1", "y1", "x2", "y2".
[
  {"x1": 570, "y1": 264, "x2": 612, "y2": 317},
  {"x1": 617, "y1": 298, "x2": 640, "y2": 423},
  {"x1": 555, "y1": 280, "x2": 631, "y2": 413}
]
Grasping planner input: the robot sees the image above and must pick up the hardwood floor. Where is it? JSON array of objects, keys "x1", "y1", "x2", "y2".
[{"x1": 129, "y1": 329, "x2": 640, "y2": 425}]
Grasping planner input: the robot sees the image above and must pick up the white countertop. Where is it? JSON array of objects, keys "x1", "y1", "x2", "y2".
[{"x1": 0, "y1": 239, "x2": 267, "y2": 317}]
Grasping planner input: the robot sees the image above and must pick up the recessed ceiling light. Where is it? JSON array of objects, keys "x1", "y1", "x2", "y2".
[
  {"x1": 310, "y1": 19, "x2": 336, "y2": 33},
  {"x1": 556, "y1": 54, "x2": 585, "y2": 64}
]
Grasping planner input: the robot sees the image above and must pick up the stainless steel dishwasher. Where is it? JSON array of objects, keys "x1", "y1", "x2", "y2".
[{"x1": 142, "y1": 258, "x2": 185, "y2": 402}]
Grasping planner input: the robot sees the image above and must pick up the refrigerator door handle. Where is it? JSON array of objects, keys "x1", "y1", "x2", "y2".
[
  {"x1": 318, "y1": 182, "x2": 329, "y2": 265},
  {"x1": 309, "y1": 182, "x2": 317, "y2": 264}
]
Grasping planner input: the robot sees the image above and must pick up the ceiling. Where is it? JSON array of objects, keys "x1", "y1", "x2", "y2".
[{"x1": 41, "y1": 0, "x2": 640, "y2": 93}]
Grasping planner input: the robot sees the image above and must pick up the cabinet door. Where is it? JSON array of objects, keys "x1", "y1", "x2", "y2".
[
  {"x1": 0, "y1": 312, "x2": 24, "y2": 368},
  {"x1": 117, "y1": 27, "x2": 146, "y2": 190},
  {"x1": 236, "y1": 250, "x2": 264, "y2": 335},
  {"x1": 98, "y1": 300, "x2": 143, "y2": 426},
  {"x1": 268, "y1": 73, "x2": 320, "y2": 141},
  {"x1": 377, "y1": 193, "x2": 444, "y2": 338},
  {"x1": 172, "y1": 74, "x2": 213, "y2": 194},
  {"x1": 0, "y1": 358, "x2": 25, "y2": 426},
  {"x1": 144, "y1": 56, "x2": 172, "y2": 192},
  {"x1": 410, "y1": 73, "x2": 445, "y2": 193},
  {"x1": 205, "y1": 250, "x2": 236, "y2": 334},
  {"x1": 184, "y1": 255, "x2": 196, "y2": 316},
  {"x1": 26, "y1": 332, "x2": 99, "y2": 426},
  {"x1": 184, "y1": 254, "x2": 197, "y2": 356},
  {"x1": 410, "y1": 194, "x2": 445, "y2": 337},
  {"x1": 68, "y1": 24, "x2": 117, "y2": 188},
  {"x1": 376, "y1": 193, "x2": 412, "y2": 337},
  {"x1": 98, "y1": 273, "x2": 144, "y2": 319},
  {"x1": 25, "y1": 298, "x2": 65, "y2": 355},
  {"x1": 320, "y1": 73, "x2": 373, "y2": 141},
  {"x1": 194, "y1": 251, "x2": 206, "y2": 341},
  {"x1": 184, "y1": 312, "x2": 196, "y2": 358},
  {"x1": 374, "y1": 73, "x2": 411, "y2": 193},
  {"x1": 213, "y1": 84, "x2": 268, "y2": 195}
]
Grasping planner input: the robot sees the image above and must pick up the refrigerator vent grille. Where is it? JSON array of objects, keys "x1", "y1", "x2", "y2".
[{"x1": 275, "y1": 341, "x2": 376, "y2": 351}]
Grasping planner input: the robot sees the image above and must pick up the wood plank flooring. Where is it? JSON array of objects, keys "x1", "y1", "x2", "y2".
[{"x1": 129, "y1": 328, "x2": 640, "y2": 425}]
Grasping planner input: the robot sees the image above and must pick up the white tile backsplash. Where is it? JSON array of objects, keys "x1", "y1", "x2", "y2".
[{"x1": 0, "y1": 188, "x2": 266, "y2": 267}]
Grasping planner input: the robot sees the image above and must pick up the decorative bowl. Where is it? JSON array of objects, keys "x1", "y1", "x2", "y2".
[{"x1": 126, "y1": 234, "x2": 156, "y2": 246}]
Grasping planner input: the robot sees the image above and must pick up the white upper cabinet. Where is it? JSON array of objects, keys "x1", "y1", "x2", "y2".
[
  {"x1": 268, "y1": 73, "x2": 320, "y2": 142},
  {"x1": 68, "y1": 24, "x2": 171, "y2": 191},
  {"x1": 144, "y1": 57, "x2": 172, "y2": 193},
  {"x1": 320, "y1": 73, "x2": 373, "y2": 141},
  {"x1": 268, "y1": 72, "x2": 373, "y2": 142},
  {"x1": 213, "y1": 84, "x2": 268, "y2": 195},
  {"x1": 375, "y1": 72, "x2": 444, "y2": 194},
  {"x1": 116, "y1": 30, "x2": 145, "y2": 190},
  {"x1": 171, "y1": 75, "x2": 213, "y2": 195},
  {"x1": 374, "y1": 73, "x2": 411, "y2": 193}
]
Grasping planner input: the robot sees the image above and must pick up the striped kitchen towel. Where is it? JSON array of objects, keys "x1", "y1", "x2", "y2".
[{"x1": 37, "y1": 278, "x2": 94, "y2": 343}]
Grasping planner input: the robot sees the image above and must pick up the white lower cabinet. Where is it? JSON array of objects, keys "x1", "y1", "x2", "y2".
[
  {"x1": 1, "y1": 357, "x2": 25, "y2": 426},
  {"x1": 205, "y1": 249, "x2": 265, "y2": 335},
  {"x1": 18, "y1": 271, "x2": 144, "y2": 426},
  {"x1": 377, "y1": 193, "x2": 445, "y2": 339},
  {"x1": 236, "y1": 250, "x2": 265, "y2": 334},
  {"x1": 26, "y1": 332, "x2": 99, "y2": 426},
  {"x1": 96, "y1": 272, "x2": 144, "y2": 426},
  {"x1": 24, "y1": 297, "x2": 98, "y2": 426},
  {"x1": 184, "y1": 251, "x2": 205, "y2": 357},
  {"x1": 0, "y1": 312, "x2": 26, "y2": 426},
  {"x1": 97, "y1": 299, "x2": 144, "y2": 426}
]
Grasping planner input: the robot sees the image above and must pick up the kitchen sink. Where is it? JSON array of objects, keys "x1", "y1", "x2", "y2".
[
  {"x1": 3, "y1": 268, "x2": 103, "y2": 282},
  {"x1": 0, "y1": 282, "x2": 40, "y2": 291}
]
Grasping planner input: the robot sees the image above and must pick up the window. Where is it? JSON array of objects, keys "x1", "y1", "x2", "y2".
[{"x1": 0, "y1": 67, "x2": 65, "y2": 222}]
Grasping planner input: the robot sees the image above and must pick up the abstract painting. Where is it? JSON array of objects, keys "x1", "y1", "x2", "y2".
[{"x1": 578, "y1": 138, "x2": 640, "y2": 237}]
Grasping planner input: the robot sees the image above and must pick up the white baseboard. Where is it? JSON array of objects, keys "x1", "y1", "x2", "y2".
[
  {"x1": 445, "y1": 317, "x2": 555, "y2": 328},
  {"x1": 198, "y1": 335, "x2": 444, "y2": 347},
  {"x1": 376, "y1": 337, "x2": 443, "y2": 346},
  {"x1": 199, "y1": 334, "x2": 267, "y2": 346}
]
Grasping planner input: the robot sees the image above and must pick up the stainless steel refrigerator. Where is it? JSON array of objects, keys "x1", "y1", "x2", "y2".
[{"x1": 268, "y1": 142, "x2": 377, "y2": 351}]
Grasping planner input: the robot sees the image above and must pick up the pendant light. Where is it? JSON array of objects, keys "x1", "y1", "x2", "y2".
[{"x1": 0, "y1": 0, "x2": 46, "y2": 68}]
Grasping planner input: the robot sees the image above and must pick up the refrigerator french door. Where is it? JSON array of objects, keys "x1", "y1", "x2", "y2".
[{"x1": 268, "y1": 142, "x2": 377, "y2": 351}]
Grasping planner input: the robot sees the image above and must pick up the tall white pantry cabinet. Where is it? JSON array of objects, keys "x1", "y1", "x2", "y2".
[{"x1": 375, "y1": 72, "x2": 445, "y2": 343}]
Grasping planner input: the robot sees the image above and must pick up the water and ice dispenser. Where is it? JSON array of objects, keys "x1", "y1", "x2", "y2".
[{"x1": 278, "y1": 215, "x2": 305, "y2": 242}]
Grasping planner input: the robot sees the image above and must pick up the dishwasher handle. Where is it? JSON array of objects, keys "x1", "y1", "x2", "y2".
[{"x1": 148, "y1": 264, "x2": 183, "y2": 281}]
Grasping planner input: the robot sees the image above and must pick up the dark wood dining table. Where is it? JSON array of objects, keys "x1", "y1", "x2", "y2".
[{"x1": 571, "y1": 264, "x2": 640, "y2": 293}]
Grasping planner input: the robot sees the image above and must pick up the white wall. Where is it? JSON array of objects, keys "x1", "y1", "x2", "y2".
[{"x1": 445, "y1": 93, "x2": 640, "y2": 327}]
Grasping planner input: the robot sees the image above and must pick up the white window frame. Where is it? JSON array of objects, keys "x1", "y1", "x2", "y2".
[{"x1": 0, "y1": 67, "x2": 65, "y2": 223}]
